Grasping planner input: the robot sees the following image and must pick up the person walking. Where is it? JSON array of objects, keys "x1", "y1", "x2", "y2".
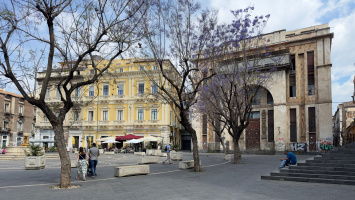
[
  {"x1": 88, "y1": 143, "x2": 100, "y2": 178},
  {"x1": 163, "y1": 143, "x2": 172, "y2": 165},
  {"x1": 76, "y1": 147, "x2": 88, "y2": 181}
]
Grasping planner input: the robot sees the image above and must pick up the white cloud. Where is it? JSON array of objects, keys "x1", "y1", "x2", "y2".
[{"x1": 332, "y1": 76, "x2": 354, "y2": 113}]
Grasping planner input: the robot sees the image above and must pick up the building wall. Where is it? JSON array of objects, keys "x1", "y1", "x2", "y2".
[{"x1": 196, "y1": 24, "x2": 333, "y2": 153}]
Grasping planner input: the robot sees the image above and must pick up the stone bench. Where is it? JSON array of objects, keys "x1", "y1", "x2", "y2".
[
  {"x1": 114, "y1": 165, "x2": 150, "y2": 177},
  {"x1": 152, "y1": 150, "x2": 161, "y2": 156},
  {"x1": 146, "y1": 149, "x2": 153, "y2": 156},
  {"x1": 179, "y1": 160, "x2": 200, "y2": 169},
  {"x1": 171, "y1": 151, "x2": 183, "y2": 161},
  {"x1": 105, "y1": 151, "x2": 114, "y2": 155},
  {"x1": 160, "y1": 153, "x2": 167, "y2": 157},
  {"x1": 134, "y1": 152, "x2": 145, "y2": 156},
  {"x1": 139, "y1": 157, "x2": 159, "y2": 164}
]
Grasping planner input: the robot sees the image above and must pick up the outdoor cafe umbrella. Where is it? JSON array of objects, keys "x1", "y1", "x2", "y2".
[
  {"x1": 102, "y1": 140, "x2": 120, "y2": 144},
  {"x1": 124, "y1": 139, "x2": 142, "y2": 144},
  {"x1": 97, "y1": 137, "x2": 116, "y2": 142},
  {"x1": 116, "y1": 134, "x2": 143, "y2": 140},
  {"x1": 138, "y1": 136, "x2": 160, "y2": 142}
]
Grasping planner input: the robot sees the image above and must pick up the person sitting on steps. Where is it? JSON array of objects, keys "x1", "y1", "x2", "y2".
[{"x1": 279, "y1": 150, "x2": 297, "y2": 169}]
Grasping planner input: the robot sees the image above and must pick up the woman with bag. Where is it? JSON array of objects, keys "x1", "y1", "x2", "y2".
[{"x1": 76, "y1": 147, "x2": 88, "y2": 181}]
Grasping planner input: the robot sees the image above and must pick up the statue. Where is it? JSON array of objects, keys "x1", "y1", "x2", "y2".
[{"x1": 21, "y1": 134, "x2": 30, "y2": 146}]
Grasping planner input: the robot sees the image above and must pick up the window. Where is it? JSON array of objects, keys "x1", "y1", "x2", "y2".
[
  {"x1": 46, "y1": 88, "x2": 51, "y2": 97},
  {"x1": 43, "y1": 136, "x2": 49, "y2": 139},
  {"x1": 104, "y1": 69, "x2": 108, "y2": 74},
  {"x1": 249, "y1": 111, "x2": 260, "y2": 119},
  {"x1": 43, "y1": 116, "x2": 48, "y2": 122},
  {"x1": 57, "y1": 89, "x2": 61, "y2": 97},
  {"x1": 102, "y1": 111, "x2": 108, "y2": 121},
  {"x1": 138, "y1": 109, "x2": 144, "y2": 120},
  {"x1": 151, "y1": 83, "x2": 158, "y2": 93},
  {"x1": 75, "y1": 87, "x2": 80, "y2": 97},
  {"x1": 103, "y1": 85, "x2": 109, "y2": 95},
  {"x1": 202, "y1": 114, "x2": 207, "y2": 135},
  {"x1": 55, "y1": 112, "x2": 60, "y2": 117},
  {"x1": 140, "y1": 66, "x2": 144, "y2": 71},
  {"x1": 138, "y1": 83, "x2": 145, "y2": 94},
  {"x1": 290, "y1": 108, "x2": 297, "y2": 142},
  {"x1": 4, "y1": 121, "x2": 9, "y2": 129},
  {"x1": 74, "y1": 111, "x2": 79, "y2": 121},
  {"x1": 18, "y1": 121, "x2": 23, "y2": 132},
  {"x1": 19, "y1": 105, "x2": 23, "y2": 114},
  {"x1": 119, "y1": 68, "x2": 123, "y2": 72},
  {"x1": 4, "y1": 103, "x2": 9, "y2": 113},
  {"x1": 268, "y1": 110, "x2": 274, "y2": 142},
  {"x1": 151, "y1": 109, "x2": 158, "y2": 120},
  {"x1": 117, "y1": 84, "x2": 124, "y2": 95},
  {"x1": 289, "y1": 54, "x2": 296, "y2": 97},
  {"x1": 308, "y1": 107, "x2": 316, "y2": 133},
  {"x1": 153, "y1": 66, "x2": 159, "y2": 70},
  {"x1": 89, "y1": 86, "x2": 95, "y2": 96},
  {"x1": 88, "y1": 111, "x2": 94, "y2": 121},
  {"x1": 267, "y1": 91, "x2": 273, "y2": 105},
  {"x1": 307, "y1": 52, "x2": 315, "y2": 95},
  {"x1": 34, "y1": 108, "x2": 37, "y2": 117},
  {"x1": 116, "y1": 63, "x2": 121, "y2": 66},
  {"x1": 117, "y1": 110, "x2": 123, "y2": 121}
]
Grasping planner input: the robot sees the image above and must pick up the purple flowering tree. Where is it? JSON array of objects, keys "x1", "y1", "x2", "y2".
[
  {"x1": 0, "y1": 0, "x2": 147, "y2": 188},
  {"x1": 138, "y1": 0, "x2": 220, "y2": 172},
  {"x1": 197, "y1": 7, "x2": 274, "y2": 163}
]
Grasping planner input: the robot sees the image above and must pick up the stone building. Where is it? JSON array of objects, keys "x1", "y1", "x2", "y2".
[
  {"x1": 36, "y1": 58, "x2": 180, "y2": 149},
  {"x1": 194, "y1": 24, "x2": 333, "y2": 153},
  {"x1": 333, "y1": 101, "x2": 355, "y2": 147},
  {"x1": 0, "y1": 89, "x2": 35, "y2": 147}
]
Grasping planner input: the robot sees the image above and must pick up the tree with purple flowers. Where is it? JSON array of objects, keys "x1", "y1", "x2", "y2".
[
  {"x1": 137, "y1": 0, "x2": 221, "y2": 172},
  {"x1": 196, "y1": 7, "x2": 275, "y2": 163}
]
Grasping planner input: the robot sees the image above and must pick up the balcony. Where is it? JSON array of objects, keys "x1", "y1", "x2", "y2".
[
  {"x1": 99, "y1": 95, "x2": 111, "y2": 100},
  {"x1": 4, "y1": 111, "x2": 12, "y2": 115},
  {"x1": 99, "y1": 121, "x2": 111, "y2": 125},
  {"x1": 83, "y1": 121, "x2": 96, "y2": 125},
  {"x1": 18, "y1": 113, "x2": 24, "y2": 118},
  {"x1": 113, "y1": 95, "x2": 124, "y2": 99},
  {"x1": 149, "y1": 120, "x2": 159, "y2": 123},
  {"x1": 52, "y1": 97, "x2": 61, "y2": 102},
  {"x1": 70, "y1": 121, "x2": 83, "y2": 126},
  {"x1": 45, "y1": 97, "x2": 51, "y2": 102},
  {"x1": 85, "y1": 96, "x2": 96, "y2": 101},
  {"x1": 1, "y1": 128, "x2": 11, "y2": 133},
  {"x1": 113, "y1": 120, "x2": 125, "y2": 124},
  {"x1": 18, "y1": 131, "x2": 23, "y2": 136},
  {"x1": 134, "y1": 120, "x2": 145, "y2": 124},
  {"x1": 72, "y1": 96, "x2": 82, "y2": 101},
  {"x1": 40, "y1": 121, "x2": 51, "y2": 126}
]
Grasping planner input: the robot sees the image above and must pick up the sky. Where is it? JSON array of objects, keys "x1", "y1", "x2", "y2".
[
  {"x1": 200, "y1": 0, "x2": 355, "y2": 114},
  {"x1": 3, "y1": 0, "x2": 355, "y2": 114}
]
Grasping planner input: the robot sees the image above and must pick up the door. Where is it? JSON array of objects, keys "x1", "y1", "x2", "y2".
[
  {"x1": 181, "y1": 135, "x2": 191, "y2": 151},
  {"x1": 73, "y1": 136, "x2": 79, "y2": 149},
  {"x1": 309, "y1": 133, "x2": 316, "y2": 151},
  {"x1": 246, "y1": 113, "x2": 260, "y2": 149}
]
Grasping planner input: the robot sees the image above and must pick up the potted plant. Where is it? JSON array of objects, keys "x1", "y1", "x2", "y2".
[
  {"x1": 24, "y1": 145, "x2": 45, "y2": 170},
  {"x1": 173, "y1": 144, "x2": 179, "y2": 151}
]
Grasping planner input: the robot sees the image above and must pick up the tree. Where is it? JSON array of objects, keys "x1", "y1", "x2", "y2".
[
  {"x1": 137, "y1": 0, "x2": 219, "y2": 172},
  {"x1": 197, "y1": 7, "x2": 275, "y2": 163},
  {"x1": 0, "y1": 0, "x2": 147, "y2": 188}
]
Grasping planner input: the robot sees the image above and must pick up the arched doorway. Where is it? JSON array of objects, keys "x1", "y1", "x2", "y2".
[{"x1": 245, "y1": 87, "x2": 274, "y2": 150}]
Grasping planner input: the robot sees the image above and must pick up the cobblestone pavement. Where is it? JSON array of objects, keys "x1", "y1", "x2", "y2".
[{"x1": 0, "y1": 152, "x2": 354, "y2": 200}]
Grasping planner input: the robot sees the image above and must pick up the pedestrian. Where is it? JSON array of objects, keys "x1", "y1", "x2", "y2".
[
  {"x1": 76, "y1": 147, "x2": 88, "y2": 181},
  {"x1": 2, "y1": 148, "x2": 5, "y2": 154},
  {"x1": 163, "y1": 143, "x2": 172, "y2": 165},
  {"x1": 88, "y1": 143, "x2": 100, "y2": 178},
  {"x1": 279, "y1": 150, "x2": 297, "y2": 169}
]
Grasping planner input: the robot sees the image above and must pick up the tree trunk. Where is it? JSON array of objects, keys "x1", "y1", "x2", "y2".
[
  {"x1": 53, "y1": 125, "x2": 71, "y2": 188},
  {"x1": 185, "y1": 124, "x2": 200, "y2": 172},
  {"x1": 233, "y1": 137, "x2": 242, "y2": 164}
]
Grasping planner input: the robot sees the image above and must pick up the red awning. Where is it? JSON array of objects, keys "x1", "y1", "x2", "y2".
[{"x1": 116, "y1": 134, "x2": 143, "y2": 140}]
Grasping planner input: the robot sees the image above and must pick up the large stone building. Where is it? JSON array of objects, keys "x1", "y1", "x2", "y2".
[
  {"x1": 36, "y1": 58, "x2": 180, "y2": 149},
  {"x1": 194, "y1": 24, "x2": 333, "y2": 153},
  {"x1": 0, "y1": 89, "x2": 35, "y2": 148},
  {"x1": 333, "y1": 101, "x2": 355, "y2": 147}
]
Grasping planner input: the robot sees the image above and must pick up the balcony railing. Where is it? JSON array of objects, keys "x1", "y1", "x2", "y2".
[
  {"x1": 72, "y1": 96, "x2": 82, "y2": 101},
  {"x1": 40, "y1": 121, "x2": 51, "y2": 126},
  {"x1": 113, "y1": 95, "x2": 124, "y2": 99},
  {"x1": 134, "y1": 120, "x2": 145, "y2": 124},
  {"x1": 85, "y1": 96, "x2": 96, "y2": 101},
  {"x1": 113, "y1": 120, "x2": 125, "y2": 124},
  {"x1": 99, "y1": 95, "x2": 110, "y2": 100},
  {"x1": 52, "y1": 97, "x2": 61, "y2": 102},
  {"x1": 99, "y1": 121, "x2": 111, "y2": 125},
  {"x1": 83, "y1": 121, "x2": 95, "y2": 125},
  {"x1": 149, "y1": 120, "x2": 159, "y2": 123}
]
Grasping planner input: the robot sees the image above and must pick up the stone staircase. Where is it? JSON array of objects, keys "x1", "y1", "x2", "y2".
[{"x1": 261, "y1": 142, "x2": 355, "y2": 185}]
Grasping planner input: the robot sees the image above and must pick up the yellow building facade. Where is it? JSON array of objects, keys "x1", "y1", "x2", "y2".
[{"x1": 36, "y1": 58, "x2": 180, "y2": 149}]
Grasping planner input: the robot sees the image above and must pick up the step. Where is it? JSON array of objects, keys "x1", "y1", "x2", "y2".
[
  {"x1": 314, "y1": 156, "x2": 355, "y2": 161},
  {"x1": 281, "y1": 168, "x2": 355, "y2": 176},
  {"x1": 261, "y1": 175, "x2": 355, "y2": 185},
  {"x1": 271, "y1": 172, "x2": 355, "y2": 181},
  {"x1": 307, "y1": 159, "x2": 355, "y2": 164},
  {"x1": 297, "y1": 163, "x2": 355, "y2": 167},
  {"x1": 289, "y1": 165, "x2": 355, "y2": 172}
]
